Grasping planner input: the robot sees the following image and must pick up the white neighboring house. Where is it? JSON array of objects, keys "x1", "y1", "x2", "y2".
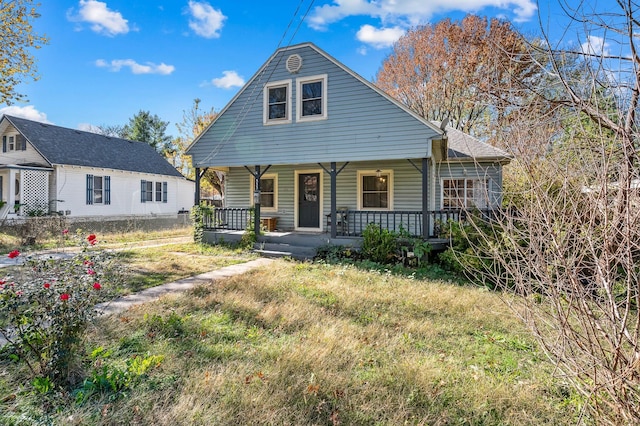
[{"x1": 0, "y1": 115, "x2": 194, "y2": 220}]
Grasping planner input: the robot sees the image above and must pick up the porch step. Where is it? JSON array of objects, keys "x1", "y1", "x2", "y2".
[{"x1": 253, "y1": 243, "x2": 317, "y2": 260}]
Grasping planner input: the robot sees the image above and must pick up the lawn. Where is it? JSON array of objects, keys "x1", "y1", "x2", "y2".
[{"x1": 1, "y1": 254, "x2": 578, "y2": 425}]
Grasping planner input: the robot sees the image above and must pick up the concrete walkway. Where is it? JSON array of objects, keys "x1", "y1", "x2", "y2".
[
  {"x1": 95, "y1": 258, "x2": 274, "y2": 316},
  {"x1": 0, "y1": 257, "x2": 274, "y2": 346}
]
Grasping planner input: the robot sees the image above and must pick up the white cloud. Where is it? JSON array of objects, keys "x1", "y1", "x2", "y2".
[
  {"x1": 0, "y1": 106, "x2": 51, "y2": 123},
  {"x1": 67, "y1": 0, "x2": 129, "y2": 36},
  {"x1": 77, "y1": 123, "x2": 102, "y2": 133},
  {"x1": 211, "y1": 70, "x2": 245, "y2": 89},
  {"x1": 187, "y1": 1, "x2": 226, "y2": 38},
  {"x1": 581, "y1": 35, "x2": 611, "y2": 57},
  {"x1": 95, "y1": 59, "x2": 175, "y2": 75},
  {"x1": 308, "y1": 0, "x2": 537, "y2": 32},
  {"x1": 356, "y1": 25, "x2": 404, "y2": 48}
]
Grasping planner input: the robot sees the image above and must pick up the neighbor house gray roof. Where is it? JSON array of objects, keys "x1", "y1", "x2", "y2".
[
  {"x1": 2, "y1": 115, "x2": 184, "y2": 178},
  {"x1": 438, "y1": 124, "x2": 511, "y2": 161}
]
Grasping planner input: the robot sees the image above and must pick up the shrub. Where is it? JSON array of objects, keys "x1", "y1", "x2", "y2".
[
  {"x1": 0, "y1": 233, "x2": 121, "y2": 388},
  {"x1": 361, "y1": 224, "x2": 398, "y2": 264}
]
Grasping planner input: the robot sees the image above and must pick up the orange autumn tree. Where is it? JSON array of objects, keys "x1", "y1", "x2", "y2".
[{"x1": 375, "y1": 15, "x2": 544, "y2": 142}]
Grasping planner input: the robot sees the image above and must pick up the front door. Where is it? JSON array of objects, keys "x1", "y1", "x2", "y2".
[{"x1": 298, "y1": 172, "x2": 320, "y2": 229}]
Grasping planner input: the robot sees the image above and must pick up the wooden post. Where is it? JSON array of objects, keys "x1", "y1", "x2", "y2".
[
  {"x1": 330, "y1": 162, "x2": 337, "y2": 239},
  {"x1": 194, "y1": 167, "x2": 201, "y2": 206},
  {"x1": 254, "y1": 165, "x2": 261, "y2": 236},
  {"x1": 422, "y1": 158, "x2": 429, "y2": 240}
]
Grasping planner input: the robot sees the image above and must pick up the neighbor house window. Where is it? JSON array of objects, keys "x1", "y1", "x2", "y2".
[
  {"x1": 263, "y1": 80, "x2": 292, "y2": 124},
  {"x1": 250, "y1": 173, "x2": 278, "y2": 212},
  {"x1": 141, "y1": 180, "x2": 168, "y2": 203},
  {"x1": 442, "y1": 179, "x2": 488, "y2": 209},
  {"x1": 357, "y1": 170, "x2": 393, "y2": 210},
  {"x1": 296, "y1": 74, "x2": 327, "y2": 122},
  {"x1": 86, "y1": 174, "x2": 111, "y2": 205},
  {"x1": 2, "y1": 134, "x2": 26, "y2": 152}
]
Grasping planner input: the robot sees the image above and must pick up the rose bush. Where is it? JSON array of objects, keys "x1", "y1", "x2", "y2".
[{"x1": 0, "y1": 233, "x2": 121, "y2": 388}]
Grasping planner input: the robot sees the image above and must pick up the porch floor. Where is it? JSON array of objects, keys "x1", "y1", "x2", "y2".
[{"x1": 203, "y1": 229, "x2": 451, "y2": 253}]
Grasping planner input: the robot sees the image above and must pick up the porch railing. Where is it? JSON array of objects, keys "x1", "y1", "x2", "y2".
[
  {"x1": 203, "y1": 207, "x2": 498, "y2": 237},
  {"x1": 203, "y1": 208, "x2": 251, "y2": 231},
  {"x1": 340, "y1": 209, "x2": 498, "y2": 238}
]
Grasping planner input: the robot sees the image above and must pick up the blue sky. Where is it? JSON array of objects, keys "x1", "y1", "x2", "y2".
[{"x1": 1, "y1": 0, "x2": 586, "y2": 137}]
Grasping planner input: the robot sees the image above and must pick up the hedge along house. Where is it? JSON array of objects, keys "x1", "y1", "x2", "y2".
[
  {"x1": 0, "y1": 115, "x2": 194, "y2": 221},
  {"x1": 187, "y1": 42, "x2": 510, "y2": 243}
]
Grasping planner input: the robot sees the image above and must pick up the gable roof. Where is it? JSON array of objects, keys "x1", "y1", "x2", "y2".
[
  {"x1": 186, "y1": 42, "x2": 445, "y2": 167},
  {"x1": 2, "y1": 115, "x2": 185, "y2": 178}
]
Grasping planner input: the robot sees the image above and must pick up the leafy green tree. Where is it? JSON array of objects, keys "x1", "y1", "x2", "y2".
[
  {"x1": 122, "y1": 110, "x2": 172, "y2": 154},
  {"x1": 173, "y1": 99, "x2": 223, "y2": 196},
  {"x1": 0, "y1": 0, "x2": 49, "y2": 104}
]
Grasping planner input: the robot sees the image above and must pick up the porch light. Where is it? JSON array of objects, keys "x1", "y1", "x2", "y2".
[{"x1": 376, "y1": 169, "x2": 382, "y2": 178}]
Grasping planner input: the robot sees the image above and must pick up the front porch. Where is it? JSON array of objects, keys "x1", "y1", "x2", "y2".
[{"x1": 201, "y1": 207, "x2": 477, "y2": 238}]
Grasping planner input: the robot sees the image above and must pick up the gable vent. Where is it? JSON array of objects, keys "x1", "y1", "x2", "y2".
[{"x1": 286, "y1": 54, "x2": 303, "y2": 73}]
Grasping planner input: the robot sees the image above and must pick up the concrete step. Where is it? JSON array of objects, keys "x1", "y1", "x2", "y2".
[{"x1": 253, "y1": 243, "x2": 317, "y2": 260}]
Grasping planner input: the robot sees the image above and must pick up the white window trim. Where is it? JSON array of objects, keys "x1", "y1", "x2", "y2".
[
  {"x1": 440, "y1": 177, "x2": 490, "y2": 210},
  {"x1": 263, "y1": 79, "x2": 292, "y2": 125},
  {"x1": 7, "y1": 134, "x2": 16, "y2": 151},
  {"x1": 357, "y1": 169, "x2": 394, "y2": 211},
  {"x1": 93, "y1": 176, "x2": 104, "y2": 204},
  {"x1": 296, "y1": 74, "x2": 328, "y2": 122},
  {"x1": 250, "y1": 173, "x2": 278, "y2": 212}
]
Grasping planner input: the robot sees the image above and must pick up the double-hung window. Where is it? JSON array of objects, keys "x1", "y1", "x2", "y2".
[
  {"x1": 296, "y1": 74, "x2": 327, "y2": 122},
  {"x1": 442, "y1": 179, "x2": 488, "y2": 209},
  {"x1": 141, "y1": 180, "x2": 168, "y2": 203},
  {"x1": 263, "y1": 80, "x2": 292, "y2": 125},
  {"x1": 357, "y1": 170, "x2": 393, "y2": 210},
  {"x1": 251, "y1": 174, "x2": 278, "y2": 212},
  {"x1": 86, "y1": 174, "x2": 111, "y2": 205},
  {"x1": 2, "y1": 134, "x2": 26, "y2": 152}
]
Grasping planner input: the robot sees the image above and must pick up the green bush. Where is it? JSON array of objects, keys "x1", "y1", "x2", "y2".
[
  {"x1": 438, "y1": 214, "x2": 506, "y2": 289},
  {"x1": 361, "y1": 224, "x2": 398, "y2": 264}
]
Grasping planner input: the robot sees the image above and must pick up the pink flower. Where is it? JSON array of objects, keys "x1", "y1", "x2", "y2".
[
  {"x1": 60, "y1": 293, "x2": 70, "y2": 301},
  {"x1": 87, "y1": 234, "x2": 97, "y2": 245},
  {"x1": 7, "y1": 250, "x2": 20, "y2": 259},
  {"x1": 0, "y1": 279, "x2": 5, "y2": 285},
  {"x1": 87, "y1": 269, "x2": 96, "y2": 275},
  {"x1": 83, "y1": 260, "x2": 94, "y2": 267},
  {"x1": 16, "y1": 291, "x2": 23, "y2": 296},
  {"x1": 93, "y1": 282, "x2": 101, "y2": 290},
  {"x1": 43, "y1": 282, "x2": 51, "y2": 289},
  {"x1": 62, "y1": 229, "x2": 69, "y2": 235}
]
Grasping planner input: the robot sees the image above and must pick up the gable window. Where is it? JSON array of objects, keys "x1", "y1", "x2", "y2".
[
  {"x1": 86, "y1": 174, "x2": 111, "y2": 205},
  {"x1": 2, "y1": 134, "x2": 26, "y2": 152},
  {"x1": 141, "y1": 180, "x2": 168, "y2": 203},
  {"x1": 296, "y1": 74, "x2": 327, "y2": 122},
  {"x1": 263, "y1": 80, "x2": 292, "y2": 125},
  {"x1": 250, "y1": 173, "x2": 278, "y2": 212},
  {"x1": 357, "y1": 170, "x2": 393, "y2": 210},
  {"x1": 442, "y1": 179, "x2": 488, "y2": 209}
]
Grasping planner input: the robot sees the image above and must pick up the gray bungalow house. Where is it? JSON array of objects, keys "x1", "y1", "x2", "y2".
[
  {"x1": 0, "y1": 115, "x2": 194, "y2": 220},
  {"x1": 187, "y1": 42, "x2": 510, "y2": 242}
]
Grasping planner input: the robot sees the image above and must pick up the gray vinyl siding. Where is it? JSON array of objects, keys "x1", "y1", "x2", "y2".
[
  {"x1": 226, "y1": 160, "x2": 429, "y2": 231},
  {"x1": 189, "y1": 44, "x2": 441, "y2": 168},
  {"x1": 435, "y1": 161, "x2": 503, "y2": 209}
]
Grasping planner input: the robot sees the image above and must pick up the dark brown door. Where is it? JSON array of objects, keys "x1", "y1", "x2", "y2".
[{"x1": 298, "y1": 173, "x2": 320, "y2": 228}]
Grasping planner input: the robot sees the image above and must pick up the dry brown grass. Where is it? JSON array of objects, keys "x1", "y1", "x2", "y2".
[{"x1": 45, "y1": 260, "x2": 579, "y2": 425}]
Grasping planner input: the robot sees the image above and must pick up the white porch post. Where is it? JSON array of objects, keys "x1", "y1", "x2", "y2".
[{"x1": 8, "y1": 169, "x2": 17, "y2": 215}]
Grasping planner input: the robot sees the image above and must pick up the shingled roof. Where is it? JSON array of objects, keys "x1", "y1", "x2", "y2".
[
  {"x1": 2, "y1": 115, "x2": 184, "y2": 178},
  {"x1": 442, "y1": 124, "x2": 511, "y2": 161}
]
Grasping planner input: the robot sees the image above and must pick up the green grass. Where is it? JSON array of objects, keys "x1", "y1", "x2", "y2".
[{"x1": 1, "y1": 258, "x2": 579, "y2": 425}]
